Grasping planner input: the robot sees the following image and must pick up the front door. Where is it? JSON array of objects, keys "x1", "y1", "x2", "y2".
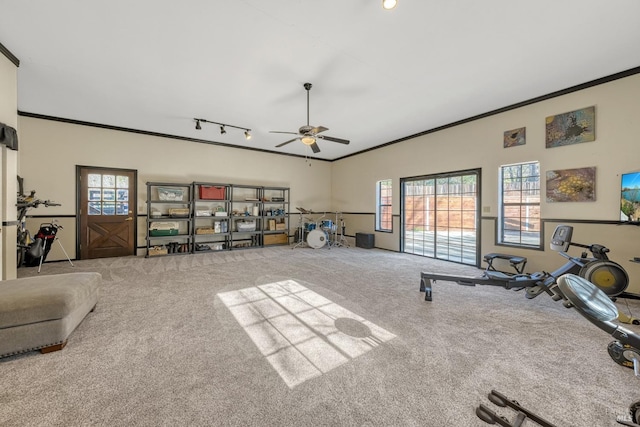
[{"x1": 77, "y1": 166, "x2": 137, "y2": 259}]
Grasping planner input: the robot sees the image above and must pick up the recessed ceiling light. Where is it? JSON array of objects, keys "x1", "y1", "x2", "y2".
[{"x1": 382, "y1": 0, "x2": 397, "y2": 10}]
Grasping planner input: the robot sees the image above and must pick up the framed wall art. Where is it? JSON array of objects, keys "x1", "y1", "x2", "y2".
[
  {"x1": 546, "y1": 166, "x2": 596, "y2": 202},
  {"x1": 545, "y1": 106, "x2": 595, "y2": 148},
  {"x1": 621, "y1": 171, "x2": 640, "y2": 221},
  {"x1": 503, "y1": 127, "x2": 526, "y2": 148}
]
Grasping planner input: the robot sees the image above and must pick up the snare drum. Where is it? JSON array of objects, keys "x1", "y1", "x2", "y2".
[
  {"x1": 321, "y1": 220, "x2": 333, "y2": 230},
  {"x1": 306, "y1": 229, "x2": 327, "y2": 249}
]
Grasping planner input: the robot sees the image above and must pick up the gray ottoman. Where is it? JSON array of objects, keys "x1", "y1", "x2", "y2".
[{"x1": 0, "y1": 272, "x2": 101, "y2": 358}]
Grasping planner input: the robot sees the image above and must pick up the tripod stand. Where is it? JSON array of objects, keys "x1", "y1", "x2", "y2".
[
  {"x1": 331, "y1": 213, "x2": 350, "y2": 248},
  {"x1": 292, "y1": 207, "x2": 311, "y2": 249}
]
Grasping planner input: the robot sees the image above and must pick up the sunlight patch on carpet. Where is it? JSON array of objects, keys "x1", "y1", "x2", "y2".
[{"x1": 218, "y1": 280, "x2": 396, "y2": 388}]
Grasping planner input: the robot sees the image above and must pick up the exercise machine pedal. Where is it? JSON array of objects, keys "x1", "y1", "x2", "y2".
[{"x1": 476, "y1": 390, "x2": 557, "y2": 427}]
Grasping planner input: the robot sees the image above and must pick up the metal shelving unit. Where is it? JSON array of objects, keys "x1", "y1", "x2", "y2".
[{"x1": 145, "y1": 182, "x2": 193, "y2": 257}]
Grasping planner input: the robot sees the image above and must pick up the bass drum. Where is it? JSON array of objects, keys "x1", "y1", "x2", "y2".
[
  {"x1": 307, "y1": 229, "x2": 327, "y2": 249},
  {"x1": 579, "y1": 260, "x2": 629, "y2": 297}
]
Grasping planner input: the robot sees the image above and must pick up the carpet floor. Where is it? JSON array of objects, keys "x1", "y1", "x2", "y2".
[{"x1": 3, "y1": 246, "x2": 640, "y2": 426}]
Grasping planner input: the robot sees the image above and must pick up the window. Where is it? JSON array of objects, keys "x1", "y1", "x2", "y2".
[
  {"x1": 499, "y1": 161, "x2": 541, "y2": 247},
  {"x1": 87, "y1": 173, "x2": 130, "y2": 216},
  {"x1": 376, "y1": 179, "x2": 392, "y2": 232}
]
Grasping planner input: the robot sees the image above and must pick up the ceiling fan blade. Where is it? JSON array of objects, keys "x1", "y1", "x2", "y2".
[
  {"x1": 270, "y1": 131, "x2": 299, "y2": 135},
  {"x1": 276, "y1": 138, "x2": 299, "y2": 148},
  {"x1": 318, "y1": 135, "x2": 350, "y2": 144},
  {"x1": 310, "y1": 126, "x2": 329, "y2": 134},
  {"x1": 310, "y1": 141, "x2": 321, "y2": 153}
]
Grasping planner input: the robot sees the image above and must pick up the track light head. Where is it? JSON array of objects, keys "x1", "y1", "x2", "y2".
[
  {"x1": 244, "y1": 130, "x2": 252, "y2": 140},
  {"x1": 195, "y1": 120, "x2": 201, "y2": 130},
  {"x1": 220, "y1": 125, "x2": 226, "y2": 135},
  {"x1": 382, "y1": 0, "x2": 397, "y2": 10}
]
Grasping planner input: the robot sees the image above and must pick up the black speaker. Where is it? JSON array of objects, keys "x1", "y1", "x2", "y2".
[
  {"x1": 0, "y1": 123, "x2": 18, "y2": 151},
  {"x1": 355, "y1": 233, "x2": 374, "y2": 249}
]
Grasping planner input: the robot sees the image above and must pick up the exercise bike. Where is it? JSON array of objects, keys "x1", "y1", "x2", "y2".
[{"x1": 419, "y1": 225, "x2": 640, "y2": 325}]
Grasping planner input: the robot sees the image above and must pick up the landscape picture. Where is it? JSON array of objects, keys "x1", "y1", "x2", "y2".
[
  {"x1": 546, "y1": 167, "x2": 596, "y2": 202},
  {"x1": 621, "y1": 171, "x2": 640, "y2": 221},
  {"x1": 545, "y1": 106, "x2": 595, "y2": 148}
]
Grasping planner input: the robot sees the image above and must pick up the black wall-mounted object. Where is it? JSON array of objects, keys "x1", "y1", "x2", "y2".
[{"x1": 0, "y1": 123, "x2": 18, "y2": 150}]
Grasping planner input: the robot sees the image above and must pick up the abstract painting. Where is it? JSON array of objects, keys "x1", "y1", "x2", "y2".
[
  {"x1": 546, "y1": 167, "x2": 596, "y2": 202},
  {"x1": 545, "y1": 106, "x2": 595, "y2": 148},
  {"x1": 503, "y1": 127, "x2": 526, "y2": 148}
]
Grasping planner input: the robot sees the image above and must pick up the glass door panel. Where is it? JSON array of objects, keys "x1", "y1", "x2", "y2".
[{"x1": 402, "y1": 170, "x2": 480, "y2": 266}]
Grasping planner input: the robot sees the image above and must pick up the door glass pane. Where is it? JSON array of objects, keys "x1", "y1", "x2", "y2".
[
  {"x1": 103, "y1": 202, "x2": 115, "y2": 215},
  {"x1": 117, "y1": 175, "x2": 129, "y2": 188},
  {"x1": 88, "y1": 188, "x2": 101, "y2": 201},
  {"x1": 116, "y1": 202, "x2": 129, "y2": 215},
  {"x1": 88, "y1": 202, "x2": 101, "y2": 215},
  {"x1": 103, "y1": 189, "x2": 115, "y2": 201},
  {"x1": 116, "y1": 189, "x2": 129, "y2": 201},
  {"x1": 88, "y1": 174, "x2": 101, "y2": 187},
  {"x1": 103, "y1": 175, "x2": 115, "y2": 188}
]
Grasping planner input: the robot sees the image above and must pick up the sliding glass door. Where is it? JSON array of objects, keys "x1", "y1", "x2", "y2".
[{"x1": 401, "y1": 169, "x2": 480, "y2": 266}]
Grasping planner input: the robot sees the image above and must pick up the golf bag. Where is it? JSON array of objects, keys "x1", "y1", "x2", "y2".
[{"x1": 24, "y1": 223, "x2": 59, "y2": 267}]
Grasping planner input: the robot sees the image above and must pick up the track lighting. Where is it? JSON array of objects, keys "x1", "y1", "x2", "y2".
[
  {"x1": 193, "y1": 118, "x2": 251, "y2": 140},
  {"x1": 382, "y1": 0, "x2": 397, "y2": 10}
]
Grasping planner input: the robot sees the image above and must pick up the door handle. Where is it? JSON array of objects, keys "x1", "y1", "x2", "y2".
[{"x1": 125, "y1": 217, "x2": 133, "y2": 221}]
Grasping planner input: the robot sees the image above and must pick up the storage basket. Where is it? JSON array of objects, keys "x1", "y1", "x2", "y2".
[
  {"x1": 169, "y1": 208, "x2": 190, "y2": 218},
  {"x1": 195, "y1": 209, "x2": 212, "y2": 217},
  {"x1": 196, "y1": 227, "x2": 215, "y2": 235},
  {"x1": 150, "y1": 221, "x2": 179, "y2": 236},
  {"x1": 157, "y1": 187, "x2": 185, "y2": 201},
  {"x1": 148, "y1": 246, "x2": 168, "y2": 256},
  {"x1": 236, "y1": 220, "x2": 256, "y2": 232},
  {"x1": 199, "y1": 185, "x2": 226, "y2": 200}
]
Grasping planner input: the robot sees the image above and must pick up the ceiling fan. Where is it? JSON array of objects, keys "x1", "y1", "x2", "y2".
[{"x1": 270, "y1": 82, "x2": 350, "y2": 153}]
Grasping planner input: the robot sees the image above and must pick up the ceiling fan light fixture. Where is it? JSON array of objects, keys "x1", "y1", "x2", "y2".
[
  {"x1": 301, "y1": 135, "x2": 316, "y2": 145},
  {"x1": 382, "y1": 0, "x2": 397, "y2": 10},
  {"x1": 244, "y1": 130, "x2": 252, "y2": 140}
]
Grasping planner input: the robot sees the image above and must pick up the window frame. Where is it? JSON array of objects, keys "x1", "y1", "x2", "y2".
[
  {"x1": 498, "y1": 161, "x2": 542, "y2": 249},
  {"x1": 376, "y1": 179, "x2": 393, "y2": 232}
]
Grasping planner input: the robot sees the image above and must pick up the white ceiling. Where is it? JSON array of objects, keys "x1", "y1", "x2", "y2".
[{"x1": 2, "y1": 1, "x2": 640, "y2": 160}]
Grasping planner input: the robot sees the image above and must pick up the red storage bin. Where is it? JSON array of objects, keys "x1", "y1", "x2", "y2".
[{"x1": 199, "y1": 185, "x2": 226, "y2": 200}]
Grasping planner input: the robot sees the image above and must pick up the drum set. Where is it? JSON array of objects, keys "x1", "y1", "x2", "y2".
[{"x1": 293, "y1": 207, "x2": 349, "y2": 249}]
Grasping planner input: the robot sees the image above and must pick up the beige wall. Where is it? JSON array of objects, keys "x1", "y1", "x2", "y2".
[
  {"x1": 332, "y1": 73, "x2": 640, "y2": 292},
  {"x1": 17, "y1": 117, "x2": 333, "y2": 258},
  {"x1": 0, "y1": 52, "x2": 18, "y2": 279},
  {"x1": 13, "y1": 70, "x2": 640, "y2": 293}
]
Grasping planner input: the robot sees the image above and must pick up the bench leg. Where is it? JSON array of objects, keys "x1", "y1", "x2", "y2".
[{"x1": 40, "y1": 341, "x2": 67, "y2": 354}]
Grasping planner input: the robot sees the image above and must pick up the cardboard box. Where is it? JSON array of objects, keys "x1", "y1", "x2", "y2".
[{"x1": 264, "y1": 233, "x2": 288, "y2": 245}]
